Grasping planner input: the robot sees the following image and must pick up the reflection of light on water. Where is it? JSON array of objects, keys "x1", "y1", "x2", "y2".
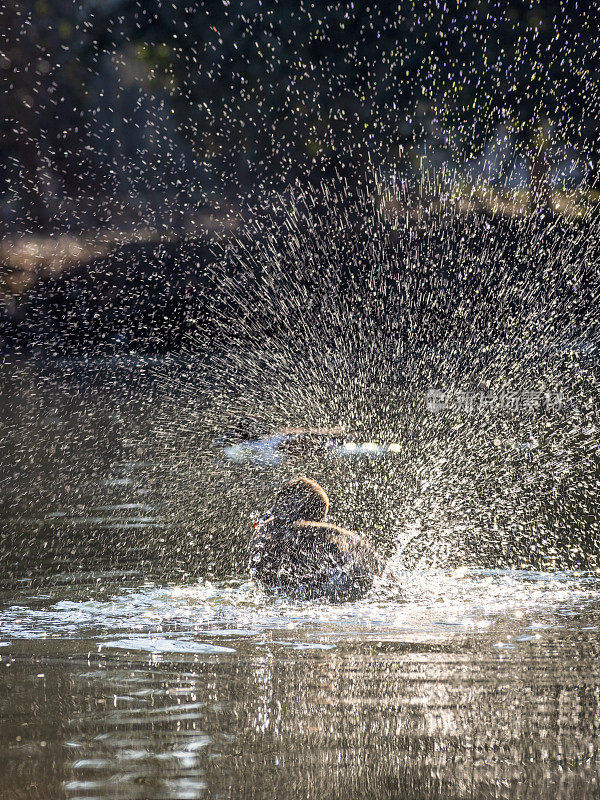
[
  {"x1": 99, "y1": 638, "x2": 236, "y2": 654},
  {"x1": 1, "y1": 570, "x2": 599, "y2": 655},
  {"x1": 3, "y1": 572, "x2": 600, "y2": 800}
]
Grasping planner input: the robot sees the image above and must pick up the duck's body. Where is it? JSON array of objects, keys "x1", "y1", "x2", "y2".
[{"x1": 248, "y1": 476, "x2": 382, "y2": 601}]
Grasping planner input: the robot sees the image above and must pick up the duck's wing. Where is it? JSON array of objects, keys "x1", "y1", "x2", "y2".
[
  {"x1": 295, "y1": 521, "x2": 383, "y2": 575},
  {"x1": 290, "y1": 521, "x2": 381, "y2": 601}
]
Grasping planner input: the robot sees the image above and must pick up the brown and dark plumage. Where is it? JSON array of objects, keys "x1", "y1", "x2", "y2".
[{"x1": 248, "y1": 476, "x2": 383, "y2": 602}]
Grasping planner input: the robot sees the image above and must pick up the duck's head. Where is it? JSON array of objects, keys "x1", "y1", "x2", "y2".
[{"x1": 254, "y1": 476, "x2": 329, "y2": 527}]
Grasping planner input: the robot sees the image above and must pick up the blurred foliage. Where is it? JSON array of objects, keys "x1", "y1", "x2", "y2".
[{"x1": 0, "y1": 0, "x2": 598, "y2": 229}]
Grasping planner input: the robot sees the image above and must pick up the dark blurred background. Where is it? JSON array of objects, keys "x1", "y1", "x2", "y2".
[{"x1": 0, "y1": 0, "x2": 599, "y2": 352}]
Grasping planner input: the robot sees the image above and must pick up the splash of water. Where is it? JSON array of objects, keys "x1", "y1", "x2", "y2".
[{"x1": 147, "y1": 172, "x2": 599, "y2": 576}]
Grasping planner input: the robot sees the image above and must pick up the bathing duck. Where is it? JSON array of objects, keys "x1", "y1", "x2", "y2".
[{"x1": 248, "y1": 476, "x2": 383, "y2": 601}]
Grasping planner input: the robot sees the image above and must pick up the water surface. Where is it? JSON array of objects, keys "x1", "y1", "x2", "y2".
[
  {"x1": 1, "y1": 570, "x2": 600, "y2": 799},
  {"x1": 1, "y1": 357, "x2": 599, "y2": 799}
]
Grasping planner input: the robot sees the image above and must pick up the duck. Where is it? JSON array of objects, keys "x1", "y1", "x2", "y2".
[
  {"x1": 215, "y1": 420, "x2": 402, "y2": 464},
  {"x1": 216, "y1": 421, "x2": 346, "y2": 465},
  {"x1": 248, "y1": 476, "x2": 383, "y2": 601}
]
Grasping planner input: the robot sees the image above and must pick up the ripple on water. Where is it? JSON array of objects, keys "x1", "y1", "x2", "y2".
[
  {"x1": 0, "y1": 569, "x2": 599, "y2": 655},
  {"x1": 100, "y1": 638, "x2": 236, "y2": 654}
]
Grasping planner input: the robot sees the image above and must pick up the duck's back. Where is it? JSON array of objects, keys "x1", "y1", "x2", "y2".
[{"x1": 248, "y1": 520, "x2": 382, "y2": 601}]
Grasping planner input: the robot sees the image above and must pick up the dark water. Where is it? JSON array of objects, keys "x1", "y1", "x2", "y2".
[{"x1": 1, "y1": 357, "x2": 600, "y2": 799}]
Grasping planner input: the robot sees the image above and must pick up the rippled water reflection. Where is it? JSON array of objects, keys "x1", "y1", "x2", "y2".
[{"x1": 1, "y1": 570, "x2": 600, "y2": 799}]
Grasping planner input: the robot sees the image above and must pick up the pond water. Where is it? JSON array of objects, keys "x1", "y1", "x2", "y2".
[{"x1": 1, "y1": 357, "x2": 599, "y2": 799}]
